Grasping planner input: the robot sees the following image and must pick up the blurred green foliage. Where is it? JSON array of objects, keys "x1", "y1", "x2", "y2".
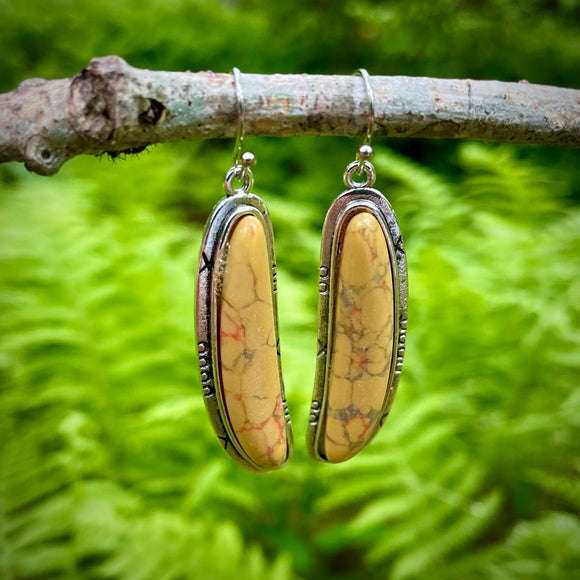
[
  {"x1": 2, "y1": 0, "x2": 580, "y2": 88},
  {"x1": 1, "y1": 1, "x2": 580, "y2": 579}
]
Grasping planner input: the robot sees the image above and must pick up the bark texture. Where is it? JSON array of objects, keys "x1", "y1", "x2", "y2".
[{"x1": 1, "y1": 56, "x2": 579, "y2": 175}]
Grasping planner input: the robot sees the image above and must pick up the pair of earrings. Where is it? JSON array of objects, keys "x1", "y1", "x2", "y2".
[{"x1": 195, "y1": 69, "x2": 408, "y2": 472}]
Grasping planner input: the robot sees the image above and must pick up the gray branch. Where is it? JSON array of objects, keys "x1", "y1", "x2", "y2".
[{"x1": 1, "y1": 55, "x2": 579, "y2": 176}]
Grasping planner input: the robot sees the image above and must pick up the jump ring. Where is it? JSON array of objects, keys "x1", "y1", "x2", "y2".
[
  {"x1": 224, "y1": 165, "x2": 254, "y2": 196},
  {"x1": 343, "y1": 160, "x2": 376, "y2": 189}
]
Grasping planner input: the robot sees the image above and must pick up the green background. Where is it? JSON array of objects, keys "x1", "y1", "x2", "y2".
[{"x1": 1, "y1": 1, "x2": 579, "y2": 579}]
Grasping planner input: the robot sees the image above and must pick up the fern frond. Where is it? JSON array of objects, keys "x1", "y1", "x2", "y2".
[{"x1": 99, "y1": 513, "x2": 296, "y2": 580}]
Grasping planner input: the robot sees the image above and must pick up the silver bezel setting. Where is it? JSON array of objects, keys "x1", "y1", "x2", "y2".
[
  {"x1": 195, "y1": 192, "x2": 293, "y2": 472},
  {"x1": 306, "y1": 187, "x2": 408, "y2": 462}
]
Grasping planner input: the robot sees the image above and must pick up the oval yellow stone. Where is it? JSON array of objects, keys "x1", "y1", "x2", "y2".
[
  {"x1": 323, "y1": 211, "x2": 394, "y2": 462},
  {"x1": 219, "y1": 215, "x2": 287, "y2": 469}
]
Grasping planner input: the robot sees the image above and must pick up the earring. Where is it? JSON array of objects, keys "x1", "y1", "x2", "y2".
[
  {"x1": 307, "y1": 69, "x2": 408, "y2": 463},
  {"x1": 195, "y1": 68, "x2": 292, "y2": 472}
]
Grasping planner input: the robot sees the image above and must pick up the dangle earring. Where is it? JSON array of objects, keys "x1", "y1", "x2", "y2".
[
  {"x1": 307, "y1": 69, "x2": 408, "y2": 463},
  {"x1": 195, "y1": 68, "x2": 292, "y2": 472}
]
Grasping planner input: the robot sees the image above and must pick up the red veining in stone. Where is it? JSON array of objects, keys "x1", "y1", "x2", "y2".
[
  {"x1": 323, "y1": 211, "x2": 394, "y2": 462},
  {"x1": 218, "y1": 215, "x2": 287, "y2": 469},
  {"x1": 239, "y1": 395, "x2": 285, "y2": 458},
  {"x1": 346, "y1": 414, "x2": 372, "y2": 441},
  {"x1": 352, "y1": 350, "x2": 368, "y2": 368},
  {"x1": 220, "y1": 311, "x2": 245, "y2": 342}
]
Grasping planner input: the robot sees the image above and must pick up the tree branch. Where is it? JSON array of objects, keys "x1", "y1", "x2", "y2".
[{"x1": 1, "y1": 55, "x2": 579, "y2": 176}]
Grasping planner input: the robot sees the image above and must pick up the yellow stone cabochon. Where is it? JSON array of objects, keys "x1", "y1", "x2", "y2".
[
  {"x1": 323, "y1": 211, "x2": 395, "y2": 462},
  {"x1": 218, "y1": 215, "x2": 287, "y2": 469}
]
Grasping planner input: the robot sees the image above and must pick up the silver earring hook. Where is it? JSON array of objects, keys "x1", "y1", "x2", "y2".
[
  {"x1": 232, "y1": 67, "x2": 245, "y2": 166},
  {"x1": 224, "y1": 67, "x2": 256, "y2": 196},
  {"x1": 357, "y1": 68, "x2": 375, "y2": 146},
  {"x1": 343, "y1": 68, "x2": 377, "y2": 189}
]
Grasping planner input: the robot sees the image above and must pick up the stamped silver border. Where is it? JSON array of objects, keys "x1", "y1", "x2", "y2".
[
  {"x1": 195, "y1": 193, "x2": 293, "y2": 472},
  {"x1": 306, "y1": 187, "x2": 408, "y2": 462}
]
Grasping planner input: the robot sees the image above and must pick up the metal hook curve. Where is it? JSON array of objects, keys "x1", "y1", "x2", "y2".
[
  {"x1": 225, "y1": 67, "x2": 256, "y2": 196},
  {"x1": 357, "y1": 68, "x2": 375, "y2": 146},
  {"x1": 232, "y1": 67, "x2": 245, "y2": 166}
]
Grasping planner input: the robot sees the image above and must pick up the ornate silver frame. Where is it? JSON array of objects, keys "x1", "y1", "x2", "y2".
[
  {"x1": 195, "y1": 192, "x2": 293, "y2": 472},
  {"x1": 306, "y1": 187, "x2": 408, "y2": 462}
]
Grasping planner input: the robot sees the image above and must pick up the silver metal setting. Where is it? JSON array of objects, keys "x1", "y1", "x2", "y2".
[
  {"x1": 195, "y1": 192, "x2": 293, "y2": 472},
  {"x1": 306, "y1": 187, "x2": 408, "y2": 462}
]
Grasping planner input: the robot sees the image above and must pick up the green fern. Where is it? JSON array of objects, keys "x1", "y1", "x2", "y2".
[
  {"x1": 1, "y1": 140, "x2": 578, "y2": 579},
  {"x1": 306, "y1": 146, "x2": 580, "y2": 579},
  {"x1": 0, "y1": 172, "x2": 298, "y2": 579},
  {"x1": 436, "y1": 512, "x2": 580, "y2": 580},
  {"x1": 99, "y1": 513, "x2": 295, "y2": 580},
  {"x1": 315, "y1": 393, "x2": 502, "y2": 579}
]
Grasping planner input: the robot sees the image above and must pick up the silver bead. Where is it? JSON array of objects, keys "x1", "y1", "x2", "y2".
[
  {"x1": 357, "y1": 144, "x2": 374, "y2": 161},
  {"x1": 241, "y1": 151, "x2": 256, "y2": 168}
]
